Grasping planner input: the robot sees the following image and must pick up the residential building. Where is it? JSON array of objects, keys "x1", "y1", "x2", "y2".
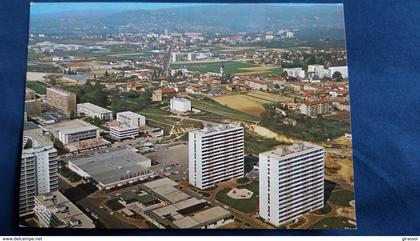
[
  {"x1": 20, "y1": 125, "x2": 58, "y2": 216},
  {"x1": 284, "y1": 68, "x2": 305, "y2": 79},
  {"x1": 34, "y1": 191, "x2": 94, "y2": 228},
  {"x1": 307, "y1": 64, "x2": 327, "y2": 78},
  {"x1": 45, "y1": 87, "x2": 76, "y2": 114},
  {"x1": 77, "y1": 103, "x2": 113, "y2": 121},
  {"x1": 170, "y1": 97, "x2": 192, "y2": 113},
  {"x1": 299, "y1": 99, "x2": 330, "y2": 117},
  {"x1": 327, "y1": 66, "x2": 348, "y2": 79},
  {"x1": 25, "y1": 88, "x2": 41, "y2": 117},
  {"x1": 259, "y1": 142, "x2": 325, "y2": 227},
  {"x1": 189, "y1": 124, "x2": 244, "y2": 189},
  {"x1": 247, "y1": 80, "x2": 268, "y2": 91}
]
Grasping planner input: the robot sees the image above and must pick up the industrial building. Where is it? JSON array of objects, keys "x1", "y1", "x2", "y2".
[
  {"x1": 140, "y1": 178, "x2": 234, "y2": 229},
  {"x1": 34, "y1": 191, "x2": 94, "y2": 228},
  {"x1": 68, "y1": 148, "x2": 154, "y2": 190},
  {"x1": 170, "y1": 97, "x2": 192, "y2": 113},
  {"x1": 20, "y1": 124, "x2": 58, "y2": 216},
  {"x1": 77, "y1": 102, "x2": 113, "y2": 121},
  {"x1": 45, "y1": 87, "x2": 77, "y2": 114},
  {"x1": 188, "y1": 124, "x2": 244, "y2": 189},
  {"x1": 45, "y1": 119, "x2": 99, "y2": 145},
  {"x1": 259, "y1": 142, "x2": 325, "y2": 227}
]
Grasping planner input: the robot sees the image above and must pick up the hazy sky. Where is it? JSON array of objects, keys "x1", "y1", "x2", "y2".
[{"x1": 30, "y1": 2, "x2": 333, "y2": 15}]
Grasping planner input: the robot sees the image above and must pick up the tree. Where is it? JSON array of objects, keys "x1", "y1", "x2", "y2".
[
  {"x1": 104, "y1": 70, "x2": 109, "y2": 78},
  {"x1": 332, "y1": 71, "x2": 343, "y2": 82},
  {"x1": 281, "y1": 71, "x2": 288, "y2": 79}
]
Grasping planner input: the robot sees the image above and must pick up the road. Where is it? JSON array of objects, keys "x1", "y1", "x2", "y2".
[{"x1": 77, "y1": 197, "x2": 136, "y2": 229}]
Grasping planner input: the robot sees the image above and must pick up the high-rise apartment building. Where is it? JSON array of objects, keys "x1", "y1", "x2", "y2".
[
  {"x1": 259, "y1": 142, "x2": 324, "y2": 227},
  {"x1": 189, "y1": 124, "x2": 244, "y2": 189},
  {"x1": 20, "y1": 125, "x2": 58, "y2": 216}
]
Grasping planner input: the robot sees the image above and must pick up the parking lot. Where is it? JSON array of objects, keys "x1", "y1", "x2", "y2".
[{"x1": 146, "y1": 144, "x2": 189, "y2": 182}]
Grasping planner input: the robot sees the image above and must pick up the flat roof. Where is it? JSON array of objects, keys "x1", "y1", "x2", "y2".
[
  {"x1": 191, "y1": 124, "x2": 242, "y2": 135},
  {"x1": 143, "y1": 177, "x2": 178, "y2": 190},
  {"x1": 77, "y1": 103, "x2": 112, "y2": 114},
  {"x1": 171, "y1": 97, "x2": 191, "y2": 103},
  {"x1": 46, "y1": 119, "x2": 98, "y2": 136},
  {"x1": 69, "y1": 148, "x2": 152, "y2": 185},
  {"x1": 36, "y1": 191, "x2": 94, "y2": 228},
  {"x1": 260, "y1": 142, "x2": 323, "y2": 160},
  {"x1": 173, "y1": 216, "x2": 200, "y2": 229},
  {"x1": 189, "y1": 206, "x2": 231, "y2": 224}
]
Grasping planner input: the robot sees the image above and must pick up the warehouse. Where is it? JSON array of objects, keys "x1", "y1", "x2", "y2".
[{"x1": 68, "y1": 148, "x2": 154, "y2": 190}]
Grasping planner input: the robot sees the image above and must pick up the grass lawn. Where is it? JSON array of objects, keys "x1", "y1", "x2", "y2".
[
  {"x1": 313, "y1": 202, "x2": 332, "y2": 215},
  {"x1": 192, "y1": 98, "x2": 259, "y2": 122},
  {"x1": 26, "y1": 81, "x2": 47, "y2": 95},
  {"x1": 309, "y1": 217, "x2": 356, "y2": 229},
  {"x1": 238, "y1": 180, "x2": 259, "y2": 194},
  {"x1": 216, "y1": 187, "x2": 258, "y2": 213},
  {"x1": 328, "y1": 190, "x2": 355, "y2": 207}
]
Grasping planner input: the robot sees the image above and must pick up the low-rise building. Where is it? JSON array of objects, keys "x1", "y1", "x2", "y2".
[
  {"x1": 299, "y1": 99, "x2": 330, "y2": 117},
  {"x1": 284, "y1": 68, "x2": 305, "y2": 79},
  {"x1": 170, "y1": 97, "x2": 192, "y2": 113},
  {"x1": 110, "y1": 111, "x2": 146, "y2": 140},
  {"x1": 68, "y1": 148, "x2": 153, "y2": 190},
  {"x1": 45, "y1": 119, "x2": 99, "y2": 145},
  {"x1": 34, "y1": 191, "x2": 95, "y2": 228},
  {"x1": 77, "y1": 103, "x2": 113, "y2": 121}
]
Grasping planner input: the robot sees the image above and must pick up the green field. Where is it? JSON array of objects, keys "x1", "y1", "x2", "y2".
[
  {"x1": 309, "y1": 217, "x2": 356, "y2": 229},
  {"x1": 173, "y1": 61, "x2": 282, "y2": 75},
  {"x1": 216, "y1": 184, "x2": 258, "y2": 213},
  {"x1": 26, "y1": 81, "x2": 47, "y2": 95},
  {"x1": 328, "y1": 190, "x2": 355, "y2": 207},
  {"x1": 173, "y1": 61, "x2": 253, "y2": 73},
  {"x1": 191, "y1": 98, "x2": 259, "y2": 122}
]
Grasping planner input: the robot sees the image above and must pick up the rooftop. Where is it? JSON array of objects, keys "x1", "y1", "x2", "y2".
[
  {"x1": 171, "y1": 97, "x2": 191, "y2": 103},
  {"x1": 45, "y1": 119, "x2": 98, "y2": 136},
  {"x1": 191, "y1": 124, "x2": 243, "y2": 136},
  {"x1": 69, "y1": 148, "x2": 152, "y2": 185},
  {"x1": 35, "y1": 191, "x2": 94, "y2": 228},
  {"x1": 260, "y1": 142, "x2": 324, "y2": 160},
  {"x1": 77, "y1": 103, "x2": 112, "y2": 114}
]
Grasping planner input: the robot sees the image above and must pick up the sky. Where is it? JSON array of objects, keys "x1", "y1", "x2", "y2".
[{"x1": 30, "y1": 2, "x2": 332, "y2": 16}]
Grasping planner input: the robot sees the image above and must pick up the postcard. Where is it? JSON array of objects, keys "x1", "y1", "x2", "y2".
[{"x1": 20, "y1": 2, "x2": 355, "y2": 230}]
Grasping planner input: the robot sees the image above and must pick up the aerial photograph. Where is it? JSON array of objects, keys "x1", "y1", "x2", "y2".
[{"x1": 19, "y1": 3, "x2": 355, "y2": 230}]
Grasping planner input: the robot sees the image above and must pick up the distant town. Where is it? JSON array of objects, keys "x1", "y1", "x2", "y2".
[{"x1": 20, "y1": 3, "x2": 355, "y2": 230}]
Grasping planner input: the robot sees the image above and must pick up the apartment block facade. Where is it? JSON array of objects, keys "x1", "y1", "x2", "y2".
[
  {"x1": 189, "y1": 124, "x2": 244, "y2": 189},
  {"x1": 20, "y1": 128, "x2": 58, "y2": 216},
  {"x1": 259, "y1": 142, "x2": 324, "y2": 227}
]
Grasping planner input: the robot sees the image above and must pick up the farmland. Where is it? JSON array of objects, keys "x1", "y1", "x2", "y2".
[
  {"x1": 212, "y1": 94, "x2": 270, "y2": 117},
  {"x1": 173, "y1": 61, "x2": 282, "y2": 75},
  {"x1": 191, "y1": 97, "x2": 260, "y2": 122},
  {"x1": 211, "y1": 91, "x2": 293, "y2": 117}
]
